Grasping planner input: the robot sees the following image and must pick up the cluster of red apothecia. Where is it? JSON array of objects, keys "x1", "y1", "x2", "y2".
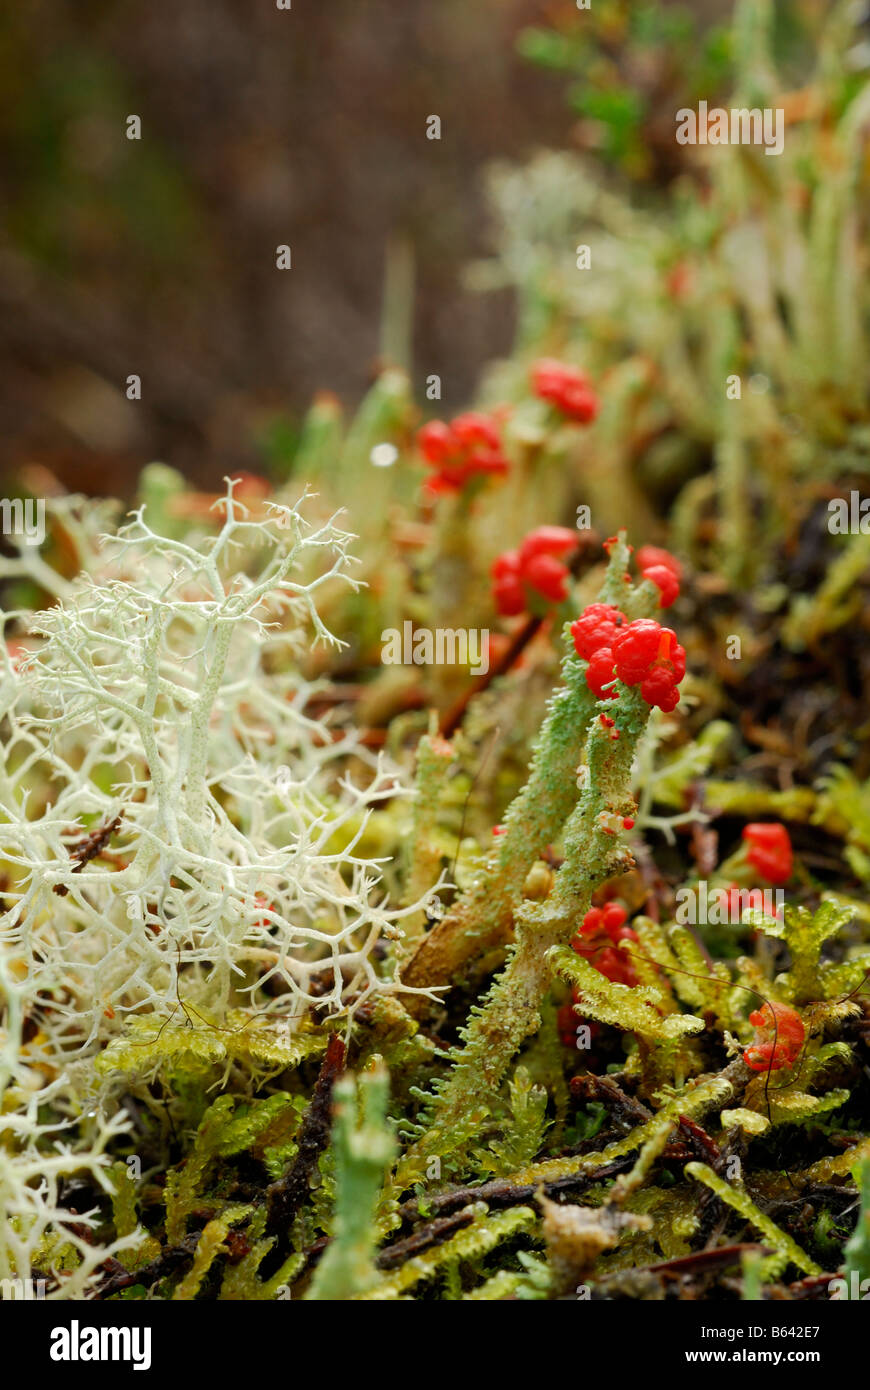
[
  {"x1": 491, "y1": 526, "x2": 578, "y2": 616},
  {"x1": 556, "y1": 821, "x2": 797, "y2": 1057},
  {"x1": 490, "y1": 532, "x2": 688, "y2": 710},
  {"x1": 556, "y1": 901, "x2": 637, "y2": 1047},
  {"x1": 417, "y1": 413, "x2": 509, "y2": 495},
  {"x1": 579, "y1": 613, "x2": 687, "y2": 713},
  {"x1": 741, "y1": 822, "x2": 793, "y2": 885},
  {"x1": 569, "y1": 545, "x2": 686, "y2": 712},
  {"x1": 416, "y1": 359, "x2": 599, "y2": 495},
  {"x1": 530, "y1": 359, "x2": 599, "y2": 424},
  {"x1": 557, "y1": 888, "x2": 804, "y2": 1073},
  {"x1": 743, "y1": 1000, "x2": 805, "y2": 1072}
]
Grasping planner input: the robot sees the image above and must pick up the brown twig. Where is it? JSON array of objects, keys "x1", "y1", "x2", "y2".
[
  {"x1": 92, "y1": 1233, "x2": 201, "y2": 1300},
  {"x1": 396, "y1": 1156, "x2": 636, "y2": 1226},
  {"x1": 570, "y1": 1073, "x2": 653, "y2": 1131},
  {"x1": 439, "y1": 614, "x2": 543, "y2": 740},
  {"x1": 636, "y1": 1243, "x2": 769, "y2": 1279},
  {"x1": 265, "y1": 1034, "x2": 346, "y2": 1241},
  {"x1": 375, "y1": 1209, "x2": 478, "y2": 1269},
  {"x1": 788, "y1": 1272, "x2": 840, "y2": 1299},
  {"x1": 53, "y1": 813, "x2": 123, "y2": 895},
  {"x1": 677, "y1": 1114, "x2": 724, "y2": 1168}
]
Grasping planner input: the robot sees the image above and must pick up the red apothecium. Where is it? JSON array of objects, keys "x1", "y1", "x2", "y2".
[
  {"x1": 531, "y1": 359, "x2": 600, "y2": 424},
  {"x1": 743, "y1": 1000, "x2": 804, "y2": 1072},
  {"x1": 742, "y1": 823, "x2": 793, "y2": 885},
  {"x1": 636, "y1": 545, "x2": 682, "y2": 609},
  {"x1": 417, "y1": 412, "x2": 509, "y2": 494},
  {"x1": 491, "y1": 526, "x2": 577, "y2": 616}
]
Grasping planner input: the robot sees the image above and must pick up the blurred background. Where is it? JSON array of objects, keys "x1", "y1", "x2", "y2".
[{"x1": 0, "y1": 0, "x2": 735, "y2": 497}]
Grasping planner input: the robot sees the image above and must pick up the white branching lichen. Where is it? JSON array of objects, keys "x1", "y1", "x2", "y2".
[
  {"x1": 0, "y1": 483, "x2": 439, "y2": 1291},
  {"x1": 2, "y1": 484, "x2": 433, "y2": 1056}
]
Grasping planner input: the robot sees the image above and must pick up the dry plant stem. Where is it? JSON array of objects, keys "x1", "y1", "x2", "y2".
[
  {"x1": 395, "y1": 726, "x2": 457, "y2": 966},
  {"x1": 266, "y1": 1034, "x2": 346, "y2": 1245},
  {"x1": 393, "y1": 683, "x2": 649, "y2": 1194},
  {"x1": 402, "y1": 539, "x2": 652, "y2": 1004},
  {"x1": 428, "y1": 492, "x2": 477, "y2": 708},
  {"x1": 396, "y1": 1157, "x2": 635, "y2": 1224},
  {"x1": 94, "y1": 1235, "x2": 201, "y2": 1301},
  {"x1": 498, "y1": 1057, "x2": 750, "y2": 1191},
  {"x1": 439, "y1": 613, "x2": 542, "y2": 739},
  {"x1": 376, "y1": 1210, "x2": 477, "y2": 1268},
  {"x1": 402, "y1": 654, "x2": 594, "y2": 1002}
]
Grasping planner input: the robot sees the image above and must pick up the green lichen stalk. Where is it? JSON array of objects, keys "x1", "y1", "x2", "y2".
[
  {"x1": 395, "y1": 679, "x2": 651, "y2": 1193},
  {"x1": 402, "y1": 535, "x2": 653, "y2": 999},
  {"x1": 307, "y1": 1064, "x2": 396, "y2": 1301}
]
